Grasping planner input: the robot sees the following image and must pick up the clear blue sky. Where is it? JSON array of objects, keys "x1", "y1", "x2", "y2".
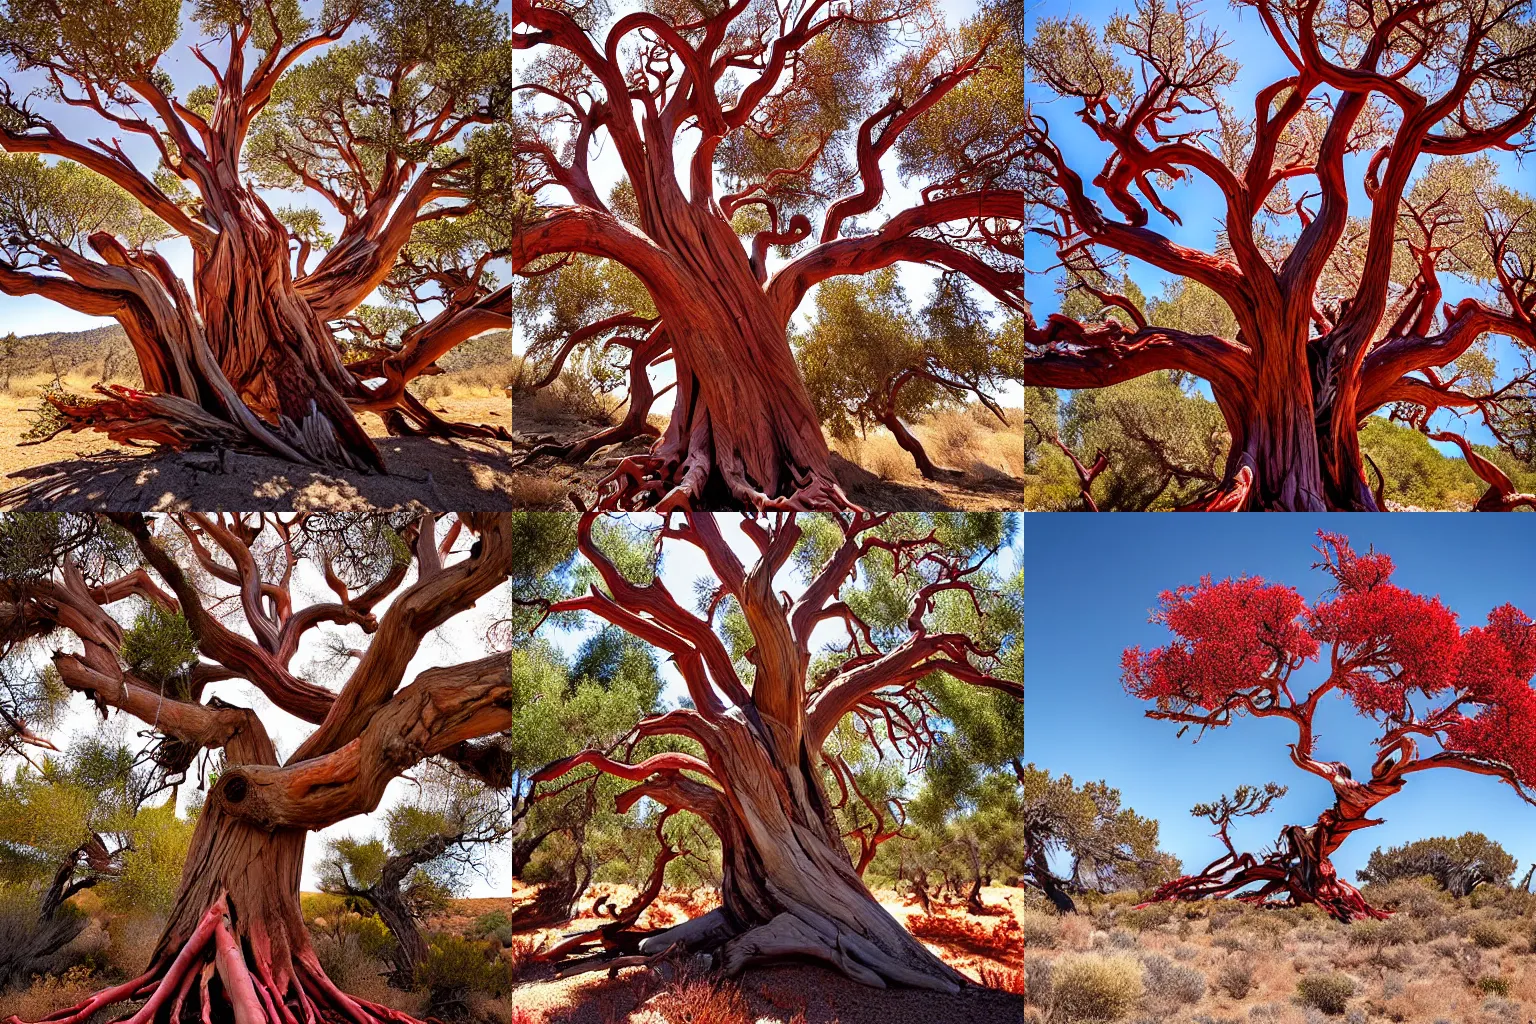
[
  {"x1": 1023, "y1": 0, "x2": 1535, "y2": 451},
  {"x1": 1025, "y1": 514, "x2": 1536, "y2": 884}
]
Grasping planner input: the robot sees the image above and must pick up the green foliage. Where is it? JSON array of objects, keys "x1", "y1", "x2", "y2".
[
  {"x1": 796, "y1": 271, "x2": 1009, "y2": 448},
  {"x1": 102, "y1": 799, "x2": 195, "y2": 916},
  {"x1": 1296, "y1": 972, "x2": 1355, "y2": 1015},
  {"x1": 415, "y1": 934, "x2": 515, "y2": 998},
  {"x1": 119, "y1": 605, "x2": 197, "y2": 692},
  {"x1": 1358, "y1": 833, "x2": 1517, "y2": 896},
  {"x1": 1022, "y1": 764, "x2": 1176, "y2": 896},
  {"x1": 0, "y1": 154, "x2": 171, "y2": 257},
  {"x1": 0, "y1": 0, "x2": 181, "y2": 87}
]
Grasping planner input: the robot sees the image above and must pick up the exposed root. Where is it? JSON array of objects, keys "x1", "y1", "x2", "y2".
[
  {"x1": 28, "y1": 384, "x2": 378, "y2": 472},
  {"x1": 379, "y1": 392, "x2": 514, "y2": 442},
  {"x1": 6, "y1": 894, "x2": 430, "y2": 1024},
  {"x1": 1139, "y1": 856, "x2": 1388, "y2": 923}
]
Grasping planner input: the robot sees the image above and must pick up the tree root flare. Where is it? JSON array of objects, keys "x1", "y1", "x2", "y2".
[{"x1": 5, "y1": 895, "x2": 433, "y2": 1024}]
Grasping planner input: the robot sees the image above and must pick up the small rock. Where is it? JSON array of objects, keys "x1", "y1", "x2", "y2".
[{"x1": 183, "y1": 451, "x2": 220, "y2": 471}]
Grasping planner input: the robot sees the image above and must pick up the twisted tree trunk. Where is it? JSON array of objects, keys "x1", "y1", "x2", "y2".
[{"x1": 599, "y1": 200, "x2": 847, "y2": 512}]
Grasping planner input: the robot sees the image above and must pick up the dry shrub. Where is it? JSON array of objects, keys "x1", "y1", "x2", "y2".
[
  {"x1": 1215, "y1": 958, "x2": 1253, "y2": 998},
  {"x1": 856, "y1": 433, "x2": 920, "y2": 481},
  {"x1": 1469, "y1": 919, "x2": 1508, "y2": 948},
  {"x1": 1047, "y1": 953, "x2": 1144, "y2": 1022},
  {"x1": 922, "y1": 409, "x2": 980, "y2": 468},
  {"x1": 106, "y1": 914, "x2": 167, "y2": 976},
  {"x1": 979, "y1": 965, "x2": 1025, "y2": 993},
  {"x1": 908, "y1": 910, "x2": 1023, "y2": 964},
  {"x1": 508, "y1": 474, "x2": 569, "y2": 510},
  {"x1": 650, "y1": 975, "x2": 753, "y2": 1024},
  {"x1": 0, "y1": 966, "x2": 101, "y2": 1022},
  {"x1": 1021, "y1": 909, "x2": 1061, "y2": 949}
]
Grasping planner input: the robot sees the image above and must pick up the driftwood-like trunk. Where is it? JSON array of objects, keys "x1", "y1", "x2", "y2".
[
  {"x1": 37, "y1": 229, "x2": 384, "y2": 472},
  {"x1": 598, "y1": 198, "x2": 846, "y2": 512},
  {"x1": 634, "y1": 721, "x2": 967, "y2": 990}
]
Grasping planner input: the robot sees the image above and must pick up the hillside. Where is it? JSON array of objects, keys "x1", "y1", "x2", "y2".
[{"x1": 0, "y1": 324, "x2": 139, "y2": 387}]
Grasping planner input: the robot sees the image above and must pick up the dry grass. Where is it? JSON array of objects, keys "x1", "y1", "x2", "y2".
[
  {"x1": 1023, "y1": 880, "x2": 1536, "y2": 1024},
  {"x1": 830, "y1": 403, "x2": 1022, "y2": 485}
]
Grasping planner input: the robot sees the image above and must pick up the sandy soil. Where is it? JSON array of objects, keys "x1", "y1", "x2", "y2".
[
  {"x1": 0, "y1": 391, "x2": 518, "y2": 510},
  {"x1": 499, "y1": 884, "x2": 1025, "y2": 1024},
  {"x1": 509, "y1": 409, "x2": 1025, "y2": 512}
]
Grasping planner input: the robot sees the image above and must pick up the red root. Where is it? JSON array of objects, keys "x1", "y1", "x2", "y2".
[{"x1": 5, "y1": 894, "x2": 430, "y2": 1024}]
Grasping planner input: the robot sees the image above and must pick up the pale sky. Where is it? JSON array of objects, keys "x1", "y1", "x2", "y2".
[{"x1": 0, "y1": 519, "x2": 510, "y2": 898}]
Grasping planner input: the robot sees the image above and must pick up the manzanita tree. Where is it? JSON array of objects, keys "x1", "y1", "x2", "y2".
[
  {"x1": 523, "y1": 510, "x2": 1021, "y2": 990},
  {"x1": 1123, "y1": 532, "x2": 1536, "y2": 921},
  {"x1": 511, "y1": 0, "x2": 1023, "y2": 510},
  {"x1": 0, "y1": 512, "x2": 514, "y2": 1024},
  {"x1": 1023, "y1": 0, "x2": 1536, "y2": 509},
  {"x1": 0, "y1": 0, "x2": 508, "y2": 469}
]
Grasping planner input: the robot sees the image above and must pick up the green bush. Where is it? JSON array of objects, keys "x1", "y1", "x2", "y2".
[
  {"x1": 1296, "y1": 972, "x2": 1355, "y2": 1015},
  {"x1": 1048, "y1": 954, "x2": 1144, "y2": 1022},
  {"x1": 1470, "y1": 920, "x2": 1509, "y2": 949},
  {"x1": 416, "y1": 935, "x2": 516, "y2": 999},
  {"x1": 1477, "y1": 976, "x2": 1512, "y2": 997},
  {"x1": 301, "y1": 892, "x2": 350, "y2": 923},
  {"x1": 470, "y1": 910, "x2": 514, "y2": 944}
]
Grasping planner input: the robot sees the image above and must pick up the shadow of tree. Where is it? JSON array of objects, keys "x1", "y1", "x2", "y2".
[{"x1": 0, "y1": 438, "x2": 526, "y2": 511}]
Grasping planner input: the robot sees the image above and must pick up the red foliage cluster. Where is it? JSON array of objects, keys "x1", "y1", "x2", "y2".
[
  {"x1": 907, "y1": 911, "x2": 1023, "y2": 965},
  {"x1": 1122, "y1": 576, "x2": 1317, "y2": 709},
  {"x1": 1122, "y1": 532, "x2": 1536, "y2": 788}
]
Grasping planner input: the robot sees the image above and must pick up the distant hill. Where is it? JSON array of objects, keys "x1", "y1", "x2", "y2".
[
  {"x1": 0, "y1": 324, "x2": 139, "y2": 385},
  {"x1": 0, "y1": 324, "x2": 511, "y2": 389}
]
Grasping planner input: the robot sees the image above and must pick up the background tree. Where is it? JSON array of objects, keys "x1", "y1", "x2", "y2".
[
  {"x1": 1021, "y1": 764, "x2": 1174, "y2": 913},
  {"x1": 1023, "y1": 0, "x2": 1536, "y2": 509},
  {"x1": 1357, "y1": 832, "x2": 1518, "y2": 897},
  {"x1": 512, "y1": 0, "x2": 1023, "y2": 510},
  {"x1": 0, "y1": 0, "x2": 508, "y2": 468},
  {"x1": 796, "y1": 270, "x2": 1014, "y2": 480},
  {"x1": 0, "y1": 512, "x2": 514, "y2": 1024},
  {"x1": 0, "y1": 728, "x2": 197, "y2": 986},
  {"x1": 510, "y1": 252, "x2": 666, "y2": 464},
  {"x1": 338, "y1": 207, "x2": 515, "y2": 441},
  {"x1": 523, "y1": 510, "x2": 1021, "y2": 990},
  {"x1": 318, "y1": 761, "x2": 509, "y2": 985},
  {"x1": 1123, "y1": 532, "x2": 1536, "y2": 920}
]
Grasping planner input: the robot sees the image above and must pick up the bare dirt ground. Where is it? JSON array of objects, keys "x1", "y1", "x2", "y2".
[
  {"x1": 509, "y1": 404, "x2": 1025, "y2": 512},
  {"x1": 495, "y1": 883, "x2": 1025, "y2": 1024},
  {"x1": 0, "y1": 386, "x2": 517, "y2": 510}
]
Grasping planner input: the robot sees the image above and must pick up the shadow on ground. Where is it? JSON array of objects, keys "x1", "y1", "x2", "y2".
[
  {"x1": 0, "y1": 437, "x2": 525, "y2": 510},
  {"x1": 508, "y1": 417, "x2": 1025, "y2": 511}
]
